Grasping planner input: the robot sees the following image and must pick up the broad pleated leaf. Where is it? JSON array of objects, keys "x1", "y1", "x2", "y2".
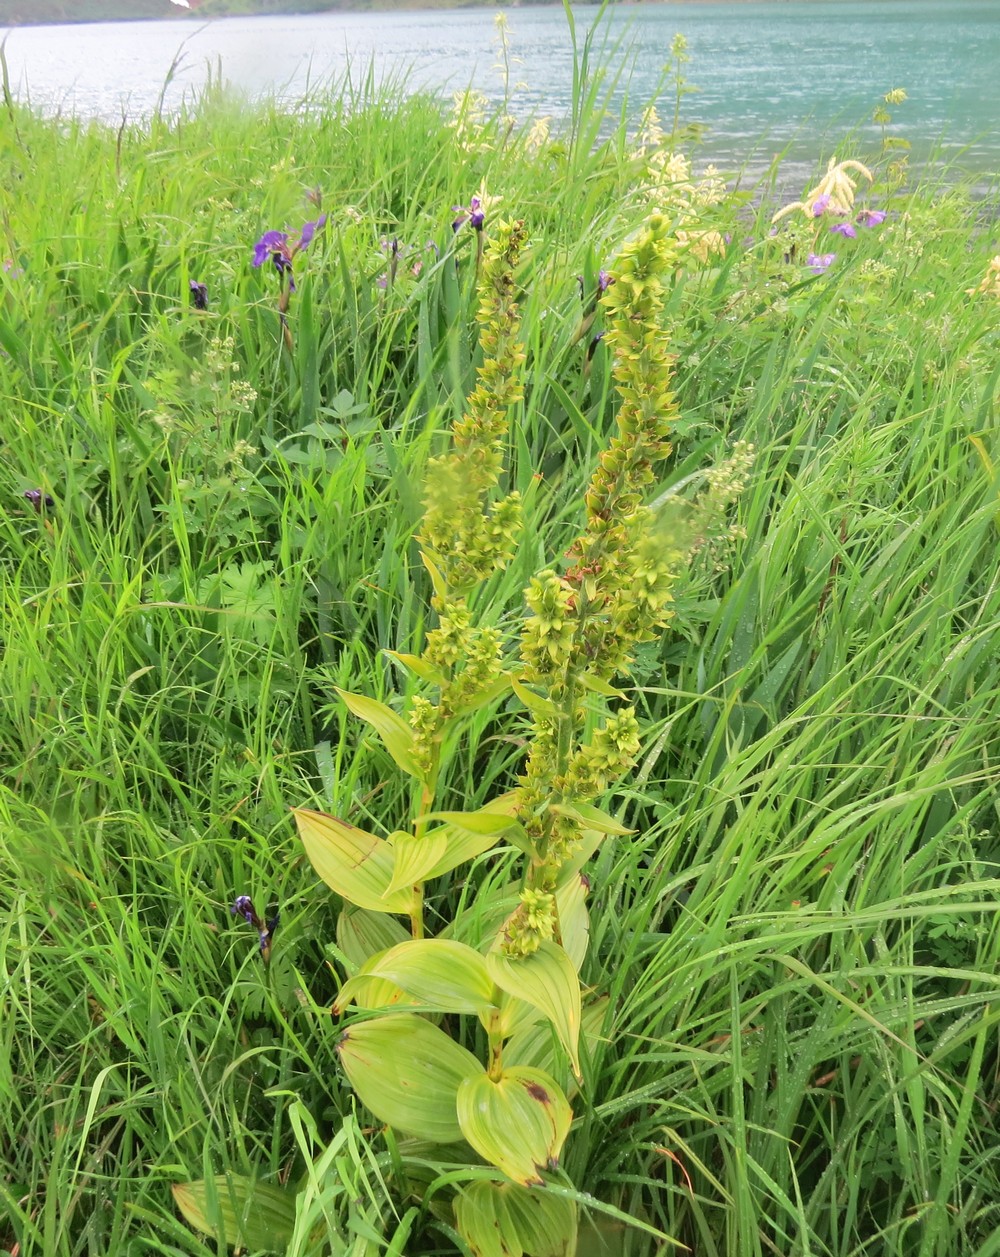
[
  {"x1": 488, "y1": 942, "x2": 582, "y2": 1080},
  {"x1": 505, "y1": 997, "x2": 610, "y2": 1097},
  {"x1": 334, "y1": 973, "x2": 417, "y2": 1013},
  {"x1": 555, "y1": 873, "x2": 590, "y2": 971},
  {"x1": 576, "y1": 671, "x2": 626, "y2": 699},
  {"x1": 417, "y1": 793, "x2": 528, "y2": 876},
  {"x1": 423, "y1": 823, "x2": 508, "y2": 877},
  {"x1": 337, "y1": 1013, "x2": 483, "y2": 1143},
  {"x1": 293, "y1": 808, "x2": 414, "y2": 915},
  {"x1": 335, "y1": 687, "x2": 422, "y2": 779},
  {"x1": 385, "y1": 829, "x2": 451, "y2": 897},
  {"x1": 455, "y1": 1180, "x2": 577, "y2": 1257},
  {"x1": 454, "y1": 1180, "x2": 511, "y2": 1257},
  {"x1": 457, "y1": 1066, "x2": 573, "y2": 1186},
  {"x1": 503, "y1": 1183, "x2": 578, "y2": 1257},
  {"x1": 510, "y1": 675, "x2": 558, "y2": 718},
  {"x1": 499, "y1": 989, "x2": 543, "y2": 1041},
  {"x1": 418, "y1": 807, "x2": 522, "y2": 837},
  {"x1": 339, "y1": 939, "x2": 498, "y2": 1016},
  {"x1": 384, "y1": 650, "x2": 445, "y2": 686},
  {"x1": 549, "y1": 800, "x2": 633, "y2": 835},
  {"x1": 336, "y1": 904, "x2": 410, "y2": 970},
  {"x1": 172, "y1": 1176, "x2": 295, "y2": 1251}
]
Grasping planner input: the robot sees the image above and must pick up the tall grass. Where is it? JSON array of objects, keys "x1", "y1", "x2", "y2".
[{"x1": 1, "y1": 35, "x2": 999, "y2": 1257}]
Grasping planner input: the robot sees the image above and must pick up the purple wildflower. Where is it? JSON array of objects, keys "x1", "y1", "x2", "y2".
[
  {"x1": 299, "y1": 214, "x2": 327, "y2": 249},
  {"x1": 812, "y1": 194, "x2": 831, "y2": 217},
  {"x1": 829, "y1": 222, "x2": 857, "y2": 239},
  {"x1": 252, "y1": 230, "x2": 288, "y2": 269},
  {"x1": 807, "y1": 252, "x2": 836, "y2": 274},
  {"x1": 597, "y1": 269, "x2": 612, "y2": 292},
  {"x1": 231, "y1": 895, "x2": 259, "y2": 926},
  {"x1": 189, "y1": 279, "x2": 208, "y2": 310},
  {"x1": 857, "y1": 208, "x2": 888, "y2": 227},
  {"x1": 452, "y1": 195, "x2": 485, "y2": 233},
  {"x1": 231, "y1": 895, "x2": 279, "y2": 961},
  {"x1": 23, "y1": 489, "x2": 55, "y2": 513},
  {"x1": 252, "y1": 217, "x2": 326, "y2": 288}
]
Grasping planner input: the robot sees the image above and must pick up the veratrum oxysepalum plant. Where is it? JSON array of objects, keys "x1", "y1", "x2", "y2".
[{"x1": 178, "y1": 213, "x2": 704, "y2": 1257}]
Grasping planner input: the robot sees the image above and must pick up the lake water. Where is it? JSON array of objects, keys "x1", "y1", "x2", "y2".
[{"x1": 2, "y1": 1, "x2": 999, "y2": 185}]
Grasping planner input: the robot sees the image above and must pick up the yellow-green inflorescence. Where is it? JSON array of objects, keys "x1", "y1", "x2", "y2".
[
  {"x1": 505, "y1": 214, "x2": 684, "y2": 956},
  {"x1": 410, "y1": 220, "x2": 527, "y2": 788}
]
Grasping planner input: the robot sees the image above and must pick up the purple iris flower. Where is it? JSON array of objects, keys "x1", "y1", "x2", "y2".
[
  {"x1": 452, "y1": 195, "x2": 485, "y2": 233},
  {"x1": 23, "y1": 489, "x2": 55, "y2": 513},
  {"x1": 231, "y1": 895, "x2": 259, "y2": 926},
  {"x1": 807, "y1": 253, "x2": 836, "y2": 274},
  {"x1": 812, "y1": 194, "x2": 831, "y2": 217},
  {"x1": 252, "y1": 230, "x2": 288, "y2": 269},
  {"x1": 231, "y1": 895, "x2": 279, "y2": 959},
  {"x1": 857, "y1": 209, "x2": 888, "y2": 227},
  {"x1": 189, "y1": 279, "x2": 208, "y2": 310},
  {"x1": 597, "y1": 269, "x2": 612, "y2": 292},
  {"x1": 830, "y1": 222, "x2": 857, "y2": 239},
  {"x1": 299, "y1": 214, "x2": 327, "y2": 249}
]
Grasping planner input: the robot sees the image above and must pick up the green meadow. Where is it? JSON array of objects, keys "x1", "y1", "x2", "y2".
[{"x1": 2, "y1": 26, "x2": 1000, "y2": 1257}]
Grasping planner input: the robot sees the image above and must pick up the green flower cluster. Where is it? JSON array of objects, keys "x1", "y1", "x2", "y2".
[
  {"x1": 503, "y1": 888, "x2": 556, "y2": 958},
  {"x1": 409, "y1": 601, "x2": 506, "y2": 780},
  {"x1": 507, "y1": 215, "x2": 684, "y2": 952},
  {"x1": 421, "y1": 219, "x2": 527, "y2": 593},
  {"x1": 564, "y1": 708, "x2": 641, "y2": 798},
  {"x1": 409, "y1": 222, "x2": 528, "y2": 790}
]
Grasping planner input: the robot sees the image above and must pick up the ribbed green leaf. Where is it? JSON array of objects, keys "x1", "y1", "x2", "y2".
[
  {"x1": 172, "y1": 1176, "x2": 295, "y2": 1252},
  {"x1": 334, "y1": 973, "x2": 417, "y2": 1013},
  {"x1": 502, "y1": 1183, "x2": 578, "y2": 1257},
  {"x1": 457, "y1": 1066, "x2": 573, "y2": 1186},
  {"x1": 423, "y1": 823, "x2": 508, "y2": 877},
  {"x1": 456, "y1": 1180, "x2": 577, "y2": 1257},
  {"x1": 419, "y1": 807, "x2": 521, "y2": 836},
  {"x1": 384, "y1": 650, "x2": 445, "y2": 686},
  {"x1": 510, "y1": 675, "x2": 559, "y2": 718},
  {"x1": 505, "y1": 997, "x2": 610, "y2": 1098},
  {"x1": 293, "y1": 808, "x2": 414, "y2": 915},
  {"x1": 337, "y1": 1013, "x2": 483, "y2": 1143},
  {"x1": 576, "y1": 671, "x2": 626, "y2": 699},
  {"x1": 555, "y1": 873, "x2": 590, "y2": 971},
  {"x1": 416, "y1": 793, "x2": 529, "y2": 877},
  {"x1": 549, "y1": 800, "x2": 633, "y2": 835},
  {"x1": 385, "y1": 829, "x2": 451, "y2": 897},
  {"x1": 454, "y1": 1180, "x2": 513, "y2": 1257},
  {"x1": 336, "y1": 687, "x2": 422, "y2": 779},
  {"x1": 420, "y1": 550, "x2": 448, "y2": 601},
  {"x1": 337, "y1": 904, "x2": 411, "y2": 970},
  {"x1": 488, "y1": 941, "x2": 582, "y2": 1079},
  {"x1": 339, "y1": 939, "x2": 498, "y2": 1016}
]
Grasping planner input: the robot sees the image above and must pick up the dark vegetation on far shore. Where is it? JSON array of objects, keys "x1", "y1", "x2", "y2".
[{"x1": 0, "y1": 0, "x2": 559, "y2": 24}]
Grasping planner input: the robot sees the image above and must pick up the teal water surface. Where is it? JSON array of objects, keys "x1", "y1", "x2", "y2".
[{"x1": 3, "y1": 1, "x2": 998, "y2": 183}]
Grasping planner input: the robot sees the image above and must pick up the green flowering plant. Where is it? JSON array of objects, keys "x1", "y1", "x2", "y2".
[
  {"x1": 296, "y1": 215, "x2": 699, "y2": 1254},
  {"x1": 178, "y1": 214, "x2": 741, "y2": 1256}
]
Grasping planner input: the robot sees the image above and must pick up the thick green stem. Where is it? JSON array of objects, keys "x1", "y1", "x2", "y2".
[
  {"x1": 486, "y1": 1009, "x2": 504, "y2": 1081},
  {"x1": 410, "y1": 885, "x2": 425, "y2": 940}
]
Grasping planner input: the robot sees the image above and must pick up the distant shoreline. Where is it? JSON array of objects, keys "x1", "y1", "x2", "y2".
[{"x1": 0, "y1": 0, "x2": 906, "y2": 30}]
